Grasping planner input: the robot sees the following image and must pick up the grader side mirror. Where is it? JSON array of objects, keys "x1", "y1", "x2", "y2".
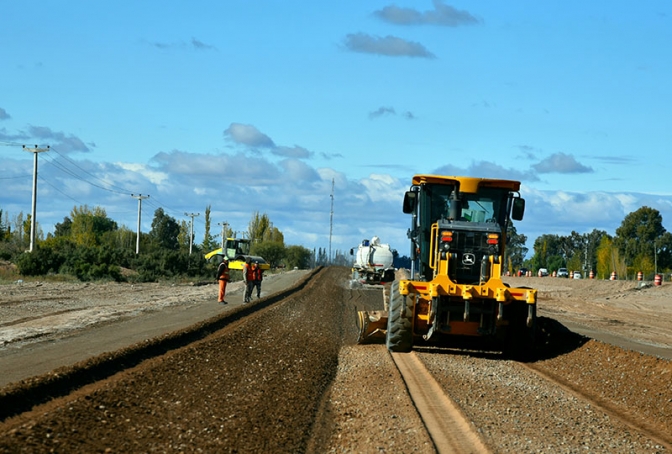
[
  {"x1": 512, "y1": 198, "x2": 525, "y2": 221},
  {"x1": 403, "y1": 191, "x2": 417, "y2": 213}
]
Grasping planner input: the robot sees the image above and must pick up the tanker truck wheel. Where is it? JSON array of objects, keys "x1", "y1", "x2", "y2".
[{"x1": 386, "y1": 280, "x2": 413, "y2": 352}]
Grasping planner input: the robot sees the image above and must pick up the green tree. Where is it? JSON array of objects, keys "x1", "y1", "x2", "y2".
[
  {"x1": 69, "y1": 205, "x2": 117, "y2": 247},
  {"x1": 248, "y1": 211, "x2": 270, "y2": 243},
  {"x1": 54, "y1": 216, "x2": 73, "y2": 237},
  {"x1": 595, "y1": 235, "x2": 628, "y2": 279},
  {"x1": 530, "y1": 234, "x2": 560, "y2": 271},
  {"x1": 23, "y1": 214, "x2": 31, "y2": 243},
  {"x1": 614, "y1": 207, "x2": 672, "y2": 272},
  {"x1": 0, "y1": 209, "x2": 4, "y2": 241},
  {"x1": 101, "y1": 225, "x2": 137, "y2": 251},
  {"x1": 149, "y1": 208, "x2": 180, "y2": 250},
  {"x1": 262, "y1": 224, "x2": 284, "y2": 244},
  {"x1": 316, "y1": 247, "x2": 328, "y2": 266},
  {"x1": 177, "y1": 219, "x2": 190, "y2": 250},
  {"x1": 252, "y1": 241, "x2": 285, "y2": 269},
  {"x1": 201, "y1": 205, "x2": 218, "y2": 252},
  {"x1": 505, "y1": 222, "x2": 527, "y2": 273},
  {"x1": 284, "y1": 245, "x2": 312, "y2": 269}
]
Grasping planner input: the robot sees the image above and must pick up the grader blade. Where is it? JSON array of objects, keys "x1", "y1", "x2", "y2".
[{"x1": 356, "y1": 310, "x2": 388, "y2": 344}]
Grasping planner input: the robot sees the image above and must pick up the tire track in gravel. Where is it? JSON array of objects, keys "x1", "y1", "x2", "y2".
[{"x1": 392, "y1": 351, "x2": 491, "y2": 453}]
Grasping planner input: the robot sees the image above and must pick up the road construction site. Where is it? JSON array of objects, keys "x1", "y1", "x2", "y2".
[{"x1": 1, "y1": 267, "x2": 671, "y2": 453}]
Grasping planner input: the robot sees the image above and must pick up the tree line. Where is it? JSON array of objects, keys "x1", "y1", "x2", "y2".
[
  {"x1": 511, "y1": 206, "x2": 672, "y2": 280},
  {"x1": 0, "y1": 205, "x2": 316, "y2": 282}
]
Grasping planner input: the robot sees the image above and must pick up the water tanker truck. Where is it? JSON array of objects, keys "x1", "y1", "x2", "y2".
[{"x1": 350, "y1": 236, "x2": 396, "y2": 285}]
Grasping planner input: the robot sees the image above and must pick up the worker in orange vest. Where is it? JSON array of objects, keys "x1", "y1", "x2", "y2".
[
  {"x1": 251, "y1": 261, "x2": 264, "y2": 300},
  {"x1": 243, "y1": 258, "x2": 255, "y2": 303},
  {"x1": 216, "y1": 257, "x2": 230, "y2": 304}
]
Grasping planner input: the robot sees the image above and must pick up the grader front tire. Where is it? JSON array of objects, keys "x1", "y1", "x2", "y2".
[{"x1": 386, "y1": 281, "x2": 413, "y2": 352}]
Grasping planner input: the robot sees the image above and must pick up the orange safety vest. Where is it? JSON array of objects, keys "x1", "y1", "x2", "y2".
[
  {"x1": 252, "y1": 265, "x2": 263, "y2": 281},
  {"x1": 244, "y1": 263, "x2": 255, "y2": 282},
  {"x1": 217, "y1": 261, "x2": 230, "y2": 281}
]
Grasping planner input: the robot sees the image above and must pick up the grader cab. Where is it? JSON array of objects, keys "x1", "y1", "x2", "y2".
[{"x1": 358, "y1": 175, "x2": 537, "y2": 357}]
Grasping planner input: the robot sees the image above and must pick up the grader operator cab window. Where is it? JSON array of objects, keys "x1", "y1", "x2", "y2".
[{"x1": 450, "y1": 191, "x2": 501, "y2": 224}]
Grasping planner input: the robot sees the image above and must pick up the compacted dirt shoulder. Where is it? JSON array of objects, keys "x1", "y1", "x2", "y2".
[{"x1": 0, "y1": 270, "x2": 307, "y2": 386}]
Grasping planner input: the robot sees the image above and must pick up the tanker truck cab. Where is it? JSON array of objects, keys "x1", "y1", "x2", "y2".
[{"x1": 358, "y1": 174, "x2": 537, "y2": 359}]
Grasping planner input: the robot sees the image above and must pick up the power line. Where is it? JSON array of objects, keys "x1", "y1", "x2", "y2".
[
  {"x1": 5, "y1": 142, "x2": 213, "y2": 243},
  {"x1": 0, "y1": 174, "x2": 31, "y2": 180},
  {"x1": 52, "y1": 146, "x2": 134, "y2": 194},
  {"x1": 38, "y1": 174, "x2": 87, "y2": 206},
  {"x1": 42, "y1": 148, "x2": 131, "y2": 195},
  {"x1": 0, "y1": 141, "x2": 25, "y2": 147}
]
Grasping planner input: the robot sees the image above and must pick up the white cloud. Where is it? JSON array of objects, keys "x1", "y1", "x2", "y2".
[
  {"x1": 343, "y1": 33, "x2": 435, "y2": 58},
  {"x1": 533, "y1": 152, "x2": 593, "y2": 174},
  {"x1": 116, "y1": 162, "x2": 169, "y2": 185},
  {"x1": 224, "y1": 123, "x2": 275, "y2": 148},
  {"x1": 373, "y1": 1, "x2": 481, "y2": 27}
]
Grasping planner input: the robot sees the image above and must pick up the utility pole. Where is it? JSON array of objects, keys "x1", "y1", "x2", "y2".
[
  {"x1": 131, "y1": 194, "x2": 149, "y2": 254},
  {"x1": 185, "y1": 212, "x2": 200, "y2": 254},
  {"x1": 23, "y1": 145, "x2": 50, "y2": 252},
  {"x1": 329, "y1": 178, "x2": 334, "y2": 264},
  {"x1": 218, "y1": 222, "x2": 229, "y2": 249}
]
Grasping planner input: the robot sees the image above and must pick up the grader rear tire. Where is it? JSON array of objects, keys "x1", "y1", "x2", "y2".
[{"x1": 386, "y1": 280, "x2": 413, "y2": 352}]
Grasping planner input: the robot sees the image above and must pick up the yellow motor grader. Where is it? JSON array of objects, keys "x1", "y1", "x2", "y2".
[{"x1": 358, "y1": 175, "x2": 537, "y2": 357}]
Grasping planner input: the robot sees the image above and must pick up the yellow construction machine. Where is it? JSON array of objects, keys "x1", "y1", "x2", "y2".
[
  {"x1": 205, "y1": 237, "x2": 270, "y2": 271},
  {"x1": 357, "y1": 175, "x2": 537, "y2": 357}
]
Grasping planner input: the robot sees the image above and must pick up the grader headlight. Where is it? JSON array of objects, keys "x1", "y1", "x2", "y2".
[
  {"x1": 486, "y1": 233, "x2": 499, "y2": 254},
  {"x1": 440, "y1": 230, "x2": 453, "y2": 252}
]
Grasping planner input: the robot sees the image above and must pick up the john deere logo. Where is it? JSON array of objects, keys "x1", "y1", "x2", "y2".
[{"x1": 462, "y1": 253, "x2": 475, "y2": 265}]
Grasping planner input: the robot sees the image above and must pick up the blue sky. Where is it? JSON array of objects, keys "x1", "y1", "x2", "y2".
[{"x1": 1, "y1": 1, "x2": 671, "y2": 257}]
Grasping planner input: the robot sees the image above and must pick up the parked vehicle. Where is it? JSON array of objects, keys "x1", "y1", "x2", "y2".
[
  {"x1": 557, "y1": 268, "x2": 569, "y2": 278},
  {"x1": 573, "y1": 272, "x2": 583, "y2": 279}
]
